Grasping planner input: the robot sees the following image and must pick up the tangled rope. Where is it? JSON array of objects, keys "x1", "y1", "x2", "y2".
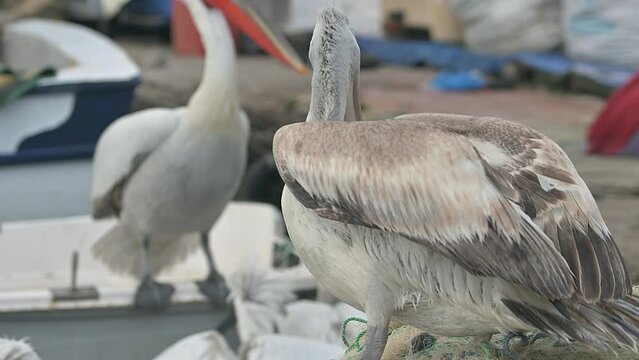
[{"x1": 341, "y1": 317, "x2": 368, "y2": 352}]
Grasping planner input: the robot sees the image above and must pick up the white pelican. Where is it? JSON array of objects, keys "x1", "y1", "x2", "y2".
[
  {"x1": 91, "y1": 0, "x2": 306, "y2": 308},
  {"x1": 274, "y1": 7, "x2": 639, "y2": 360},
  {"x1": 0, "y1": 338, "x2": 41, "y2": 360}
]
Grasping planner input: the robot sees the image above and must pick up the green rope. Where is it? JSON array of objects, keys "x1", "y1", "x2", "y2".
[
  {"x1": 0, "y1": 66, "x2": 56, "y2": 108},
  {"x1": 341, "y1": 317, "x2": 368, "y2": 352},
  {"x1": 479, "y1": 339, "x2": 495, "y2": 359}
]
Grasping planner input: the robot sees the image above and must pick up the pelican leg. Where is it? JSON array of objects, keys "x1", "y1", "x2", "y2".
[
  {"x1": 501, "y1": 332, "x2": 528, "y2": 360},
  {"x1": 360, "y1": 285, "x2": 393, "y2": 360},
  {"x1": 360, "y1": 325, "x2": 389, "y2": 360},
  {"x1": 196, "y1": 232, "x2": 229, "y2": 306},
  {"x1": 134, "y1": 237, "x2": 174, "y2": 309}
]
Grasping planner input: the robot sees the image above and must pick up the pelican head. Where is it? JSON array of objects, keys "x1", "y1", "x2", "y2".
[{"x1": 307, "y1": 6, "x2": 362, "y2": 122}]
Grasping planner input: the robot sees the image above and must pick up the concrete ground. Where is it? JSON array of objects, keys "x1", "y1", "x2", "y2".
[{"x1": 119, "y1": 37, "x2": 639, "y2": 282}]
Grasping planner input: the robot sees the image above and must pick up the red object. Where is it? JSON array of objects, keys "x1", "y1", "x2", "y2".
[
  {"x1": 171, "y1": 0, "x2": 204, "y2": 55},
  {"x1": 205, "y1": 0, "x2": 301, "y2": 71},
  {"x1": 587, "y1": 71, "x2": 639, "y2": 156},
  {"x1": 171, "y1": 0, "x2": 239, "y2": 56},
  {"x1": 172, "y1": 0, "x2": 306, "y2": 73}
]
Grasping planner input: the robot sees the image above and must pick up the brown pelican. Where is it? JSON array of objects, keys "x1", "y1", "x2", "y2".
[
  {"x1": 274, "y1": 7, "x2": 639, "y2": 360},
  {"x1": 90, "y1": 0, "x2": 306, "y2": 308}
]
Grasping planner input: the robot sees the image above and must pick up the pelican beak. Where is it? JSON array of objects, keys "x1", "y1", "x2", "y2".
[{"x1": 205, "y1": 0, "x2": 308, "y2": 75}]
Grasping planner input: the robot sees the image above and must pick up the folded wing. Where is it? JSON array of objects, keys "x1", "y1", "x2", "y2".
[
  {"x1": 398, "y1": 113, "x2": 632, "y2": 302},
  {"x1": 91, "y1": 108, "x2": 182, "y2": 218},
  {"x1": 273, "y1": 118, "x2": 576, "y2": 300}
]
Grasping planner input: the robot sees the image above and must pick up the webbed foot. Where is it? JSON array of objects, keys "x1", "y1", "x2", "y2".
[
  {"x1": 134, "y1": 276, "x2": 174, "y2": 309},
  {"x1": 196, "y1": 274, "x2": 229, "y2": 307}
]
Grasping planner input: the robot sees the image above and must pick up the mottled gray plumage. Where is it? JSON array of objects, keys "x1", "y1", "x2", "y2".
[
  {"x1": 277, "y1": 113, "x2": 639, "y2": 350},
  {"x1": 275, "y1": 6, "x2": 639, "y2": 359},
  {"x1": 275, "y1": 115, "x2": 632, "y2": 303},
  {"x1": 307, "y1": 7, "x2": 361, "y2": 123}
]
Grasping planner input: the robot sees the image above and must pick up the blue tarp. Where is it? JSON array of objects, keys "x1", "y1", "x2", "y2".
[
  {"x1": 356, "y1": 36, "x2": 636, "y2": 89},
  {"x1": 430, "y1": 71, "x2": 487, "y2": 92},
  {"x1": 357, "y1": 37, "x2": 508, "y2": 74}
]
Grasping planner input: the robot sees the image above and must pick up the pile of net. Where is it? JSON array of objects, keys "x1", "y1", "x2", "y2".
[
  {"x1": 343, "y1": 326, "x2": 639, "y2": 360},
  {"x1": 343, "y1": 287, "x2": 639, "y2": 360}
]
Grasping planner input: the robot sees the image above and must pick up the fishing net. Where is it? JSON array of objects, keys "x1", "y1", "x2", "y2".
[{"x1": 343, "y1": 287, "x2": 639, "y2": 360}]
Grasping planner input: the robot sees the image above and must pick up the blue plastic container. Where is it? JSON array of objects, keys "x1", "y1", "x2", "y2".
[{"x1": 125, "y1": 0, "x2": 173, "y2": 18}]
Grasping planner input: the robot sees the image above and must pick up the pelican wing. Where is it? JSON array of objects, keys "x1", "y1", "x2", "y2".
[
  {"x1": 396, "y1": 113, "x2": 632, "y2": 301},
  {"x1": 274, "y1": 118, "x2": 576, "y2": 300},
  {"x1": 91, "y1": 108, "x2": 182, "y2": 218}
]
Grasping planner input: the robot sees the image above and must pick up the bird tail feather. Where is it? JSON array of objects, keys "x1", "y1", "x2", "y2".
[
  {"x1": 503, "y1": 294, "x2": 639, "y2": 351},
  {"x1": 92, "y1": 224, "x2": 200, "y2": 279}
]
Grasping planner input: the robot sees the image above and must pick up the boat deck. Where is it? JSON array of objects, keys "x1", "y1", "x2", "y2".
[{"x1": 0, "y1": 201, "x2": 299, "y2": 360}]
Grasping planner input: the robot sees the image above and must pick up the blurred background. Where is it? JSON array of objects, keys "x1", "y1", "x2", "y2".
[{"x1": 0, "y1": 0, "x2": 638, "y2": 359}]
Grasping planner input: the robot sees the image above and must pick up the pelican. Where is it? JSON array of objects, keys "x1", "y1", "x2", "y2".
[
  {"x1": 0, "y1": 338, "x2": 41, "y2": 360},
  {"x1": 274, "y1": 7, "x2": 639, "y2": 360},
  {"x1": 91, "y1": 0, "x2": 306, "y2": 308}
]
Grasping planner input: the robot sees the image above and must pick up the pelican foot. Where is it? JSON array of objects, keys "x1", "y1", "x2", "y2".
[
  {"x1": 196, "y1": 274, "x2": 229, "y2": 307},
  {"x1": 501, "y1": 332, "x2": 528, "y2": 360},
  {"x1": 134, "y1": 276, "x2": 174, "y2": 309}
]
